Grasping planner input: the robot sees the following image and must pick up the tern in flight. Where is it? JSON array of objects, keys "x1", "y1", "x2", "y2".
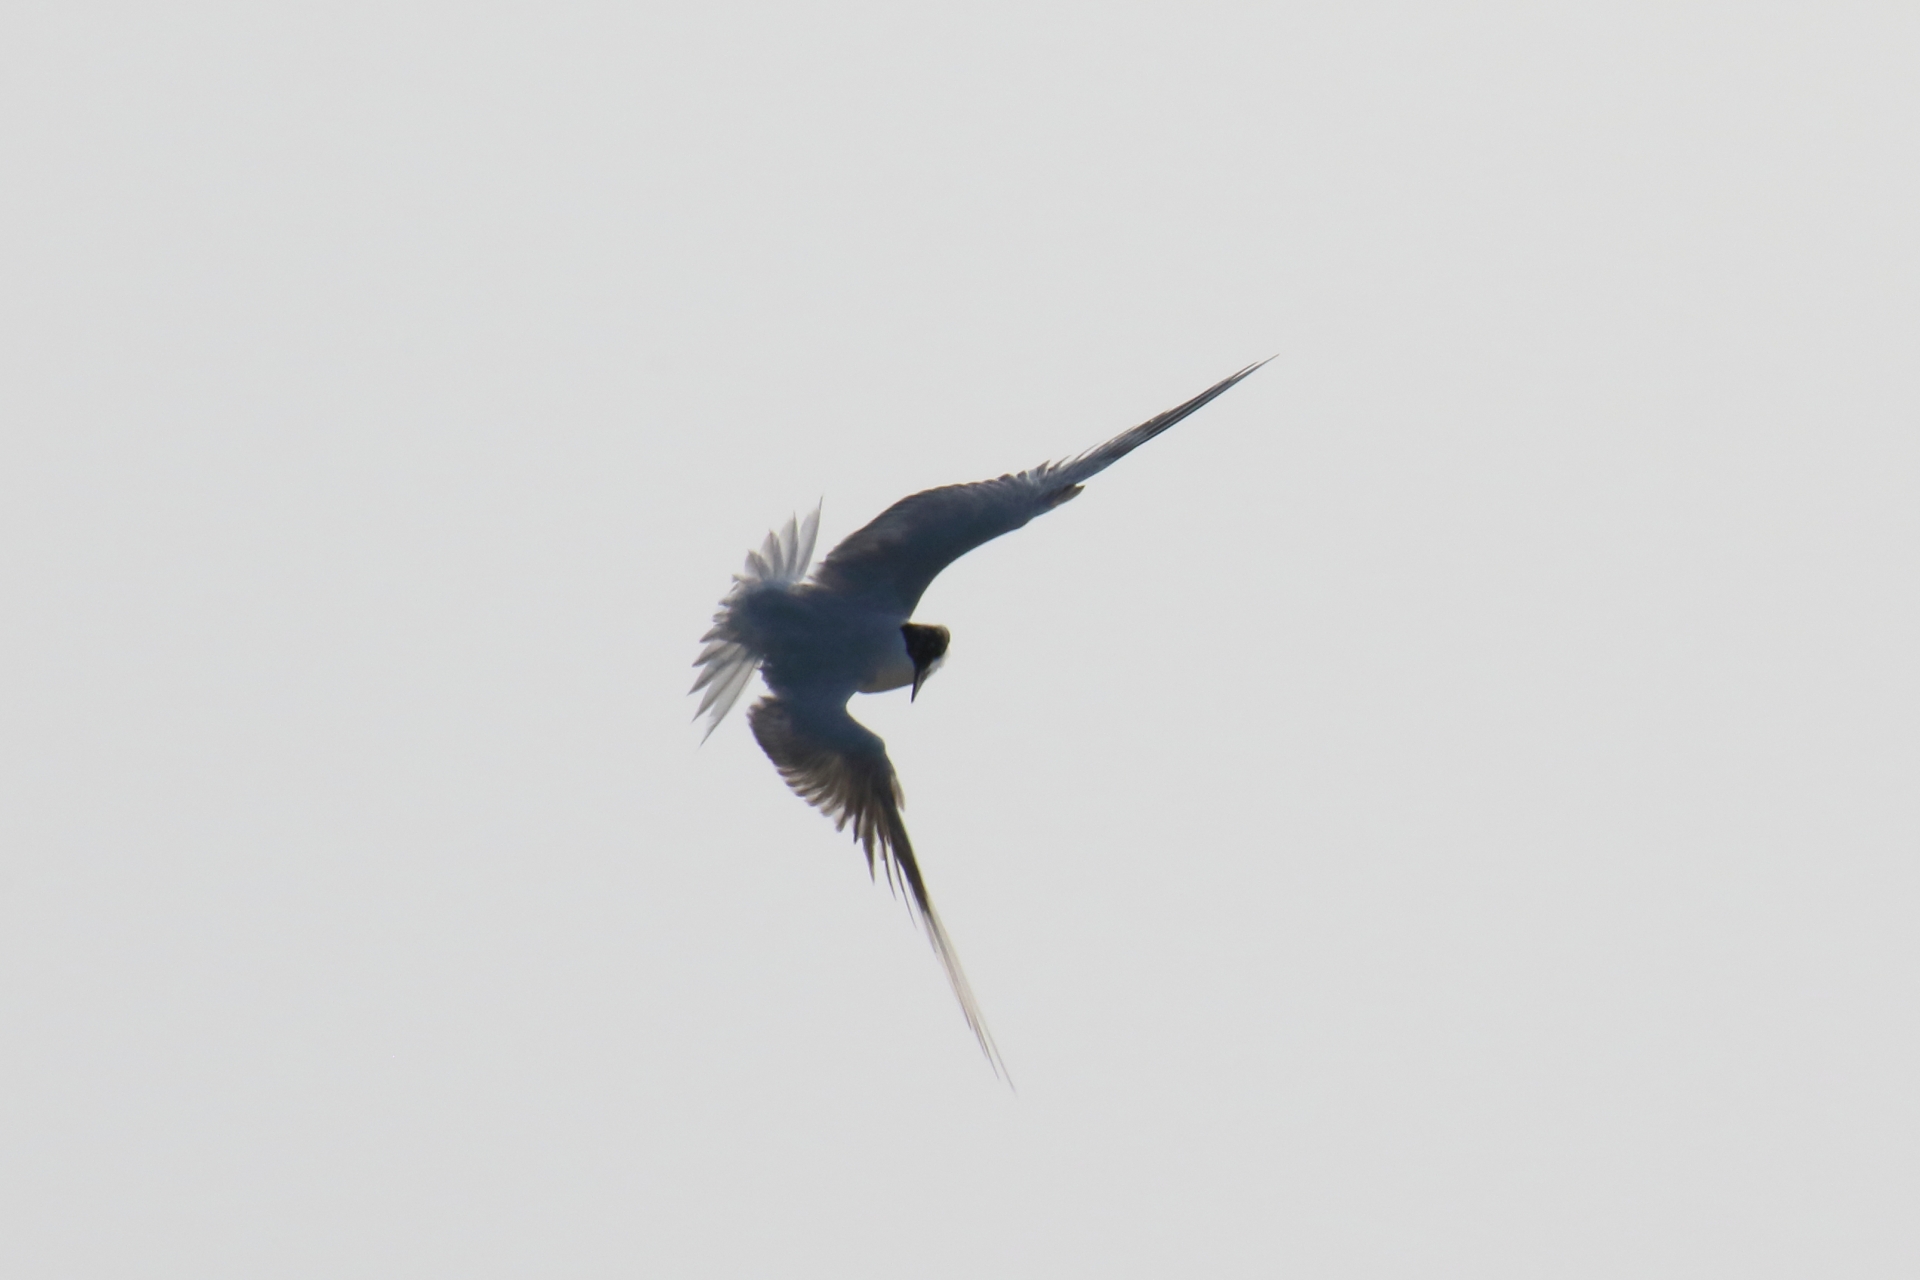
[{"x1": 692, "y1": 360, "x2": 1270, "y2": 1073}]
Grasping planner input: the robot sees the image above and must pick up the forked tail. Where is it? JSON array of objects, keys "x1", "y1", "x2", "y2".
[{"x1": 689, "y1": 505, "x2": 821, "y2": 739}]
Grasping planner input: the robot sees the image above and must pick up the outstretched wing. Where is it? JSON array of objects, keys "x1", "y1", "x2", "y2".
[
  {"x1": 812, "y1": 359, "x2": 1271, "y2": 615},
  {"x1": 747, "y1": 693, "x2": 1006, "y2": 1076}
]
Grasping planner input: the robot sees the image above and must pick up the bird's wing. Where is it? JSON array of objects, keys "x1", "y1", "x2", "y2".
[
  {"x1": 748, "y1": 692, "x2": 1005, "y2": 1076},
  {"x1": 811, "y1": 359, "x2": 1271, "y2": 615}
]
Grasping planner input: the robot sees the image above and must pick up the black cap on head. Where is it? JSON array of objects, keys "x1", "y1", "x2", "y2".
[{"x1": 902, "y1": 624, "x2": 951, "y2": 701}]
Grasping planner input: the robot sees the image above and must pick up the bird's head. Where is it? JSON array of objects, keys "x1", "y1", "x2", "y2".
[{"x1": 902, "y1": 623, "x2": 951, "y2": 701}]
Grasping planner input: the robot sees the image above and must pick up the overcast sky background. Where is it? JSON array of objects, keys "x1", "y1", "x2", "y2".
[{"x1": 4, "y1": 2, "x2": 1917, "y2": 1276}]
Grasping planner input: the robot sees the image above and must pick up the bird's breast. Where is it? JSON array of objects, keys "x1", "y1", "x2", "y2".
[
  {"x1": 856, "y1": 636, "x2": 916, "y2": 694},
  {"x1": 856, "y1": 625, "x2": 913, "y2": 694}
]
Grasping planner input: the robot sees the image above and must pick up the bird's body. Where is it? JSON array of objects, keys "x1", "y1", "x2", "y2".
[{"x1": 692, "y1": 360, "x2": 1270, "y2": 1074}]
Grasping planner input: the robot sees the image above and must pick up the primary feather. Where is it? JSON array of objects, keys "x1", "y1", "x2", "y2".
[
  {"x1": 813, "y1": 358, "x2": 1271, "y2": 615},
  {"x1": 748, "y1": 694, "x2": 1002, "y2": 1074}
]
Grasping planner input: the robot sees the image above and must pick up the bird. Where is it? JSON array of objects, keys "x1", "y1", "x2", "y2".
[{"x1": 691, "y1": 359, "x2": 1271, "y2": 1074}]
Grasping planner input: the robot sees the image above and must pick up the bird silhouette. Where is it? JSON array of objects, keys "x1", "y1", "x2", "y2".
[{"x1": 693, "y1": 360, "x2": 1271, "y2": 1074}]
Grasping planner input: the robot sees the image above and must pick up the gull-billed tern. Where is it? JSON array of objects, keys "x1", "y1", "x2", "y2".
[{"x1": 692, "y1": 360, "x2": 1270, "y2": 1073}]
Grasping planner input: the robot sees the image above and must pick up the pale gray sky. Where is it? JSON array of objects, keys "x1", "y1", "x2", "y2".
[{"x1": 3, "y1": 2, "x2": 1916, "y2": 1276}]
